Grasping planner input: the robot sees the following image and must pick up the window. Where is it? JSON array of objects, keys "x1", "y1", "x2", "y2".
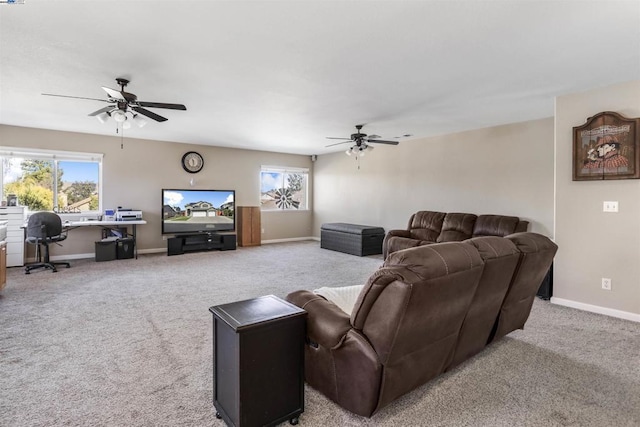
[
  {"x1": 0, "y1": 147, "x2": 103, "y2": 213},
  {"x1": 260, "y1": 166, "x2": 308, "y2": 210}
]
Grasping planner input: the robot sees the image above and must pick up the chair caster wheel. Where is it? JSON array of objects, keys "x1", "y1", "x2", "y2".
[
  {"x1": 290, "y1": 417, "x2": 299, "y2": 425},
  {"x1": 215, "y1": 412, "x2": 222, "y2": 419}
]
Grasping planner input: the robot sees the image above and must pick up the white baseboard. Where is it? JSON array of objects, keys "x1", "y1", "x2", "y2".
[
  {"x1": 138, "y1": 248, "x2": 167, "y2": 255},
  {"x1": 46, "y1": 253, "x2": 95, "y2": 261},
  {"x1": 262, "y1": 237, "x2": 316, "y2": 244},
  {"x1": 45, "y1": 247, "x2": 167, "y2": 262},
  {"x1": 551, "y1": 297, "x2": 640, "y2": 323},
  {"x1": 45, "y1": 241, "x2": 317, "y2": 260}
]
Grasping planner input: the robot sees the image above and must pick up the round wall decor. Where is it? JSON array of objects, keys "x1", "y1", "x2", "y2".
[{"x1": 181, "y1": 151, "x2": 204, "y2": 173}]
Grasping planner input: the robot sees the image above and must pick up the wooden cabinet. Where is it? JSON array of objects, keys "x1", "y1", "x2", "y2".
[
  {"x1": 0, "y1": 241, "x2": 6, "y2": 291},
  {"x1": 237, "y1": 206, "x2": 261, "y2": 247},
  {"x1": 209, "y1": 295, "x2": 306, "y2": 427},
  {"x1": 0, "y1": 206, "x2": 26, "y2": 267}
]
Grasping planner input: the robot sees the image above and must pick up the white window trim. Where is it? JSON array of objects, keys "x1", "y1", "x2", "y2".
[
  {"x1": 0, "y1": 146, "x2": 104, "y2": 162},
  {"x1": 0, "y1": 146, "x2": 104, "y2": 216},
  {"x1": 261, "y1": 165, "x2": 309, "y2": 174},
  {"x1": 260, "y1": 165, "x2": 310, "y2": 212}
]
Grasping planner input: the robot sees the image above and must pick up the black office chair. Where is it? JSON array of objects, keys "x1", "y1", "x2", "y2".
[{"x1": 25, "y1": 212, "x2": 71, "y2": 274}]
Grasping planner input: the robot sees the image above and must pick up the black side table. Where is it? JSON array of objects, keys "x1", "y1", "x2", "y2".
[{"x1": 209, "y1": 295, "x2": 307, "y2": 427}]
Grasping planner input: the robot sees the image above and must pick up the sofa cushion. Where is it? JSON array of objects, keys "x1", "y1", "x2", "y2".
[
  {"x1": 448, "y1": 236, "x2": 521, "y2": 369},
  {"x1": 351, "y1": 242, "x2": 484, "y2": 411},
  {"x1": 409, "y1": 211, "x2": 445, "y2": 242},
  {"x1": 437, "y1": 213, "x2": 477, "y2": 242},
  {"x1": 472, "y1": 214, "x2": 520, "y2": 237},
  {"x1": 492, "y1": 232, "x2": 558, "y2": 341},
  {"x1": 352, "y1": 242, "x2": 484, "y2": 348}
]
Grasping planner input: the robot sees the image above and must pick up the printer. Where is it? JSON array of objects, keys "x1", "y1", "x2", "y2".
[{"x1": 116, "y1": 209, "x2": 143, "y2": 221}]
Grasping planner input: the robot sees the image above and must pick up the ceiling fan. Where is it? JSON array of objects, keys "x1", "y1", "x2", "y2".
[
  {"x1": 326, "y1": 124, "x2": 399, "y2": 156},
  {"x1": 42, "y1": 78, "x2": 186, "y2": 127}
]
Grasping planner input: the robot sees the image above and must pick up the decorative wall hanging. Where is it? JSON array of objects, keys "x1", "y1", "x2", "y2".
[{"x1": 573, "y1": 111, "x2": 640, "y2": 181}]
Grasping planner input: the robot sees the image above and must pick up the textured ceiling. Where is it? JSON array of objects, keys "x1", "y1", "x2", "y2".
[{"x1": 1, "y1": 0, "x2": 639, "y2": 155}]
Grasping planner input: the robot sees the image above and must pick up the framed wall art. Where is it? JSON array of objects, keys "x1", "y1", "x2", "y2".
[{"x1": 573, "y1": 111, "x2": 640, "y2": 181}]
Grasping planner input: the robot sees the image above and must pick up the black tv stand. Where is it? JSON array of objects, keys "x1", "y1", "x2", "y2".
[{"x1": 167, "y1": 233, "x2": 236, "y2": 256}]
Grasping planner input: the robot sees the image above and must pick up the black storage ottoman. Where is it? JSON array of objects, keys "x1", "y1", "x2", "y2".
[{"x1": 320, "y1": 223, "x2": 385, "y2": 256}]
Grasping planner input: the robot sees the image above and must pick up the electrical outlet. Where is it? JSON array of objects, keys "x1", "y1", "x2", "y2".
[
  {"x1": 261, "y1": 228, "x2": 265, "y2": 234},
  {"x1": 603, "y1": 201, "x2": 619, "y2": 212},
  {"x1": 602, "y1": 278, "x2": 612, "y2": 290}
]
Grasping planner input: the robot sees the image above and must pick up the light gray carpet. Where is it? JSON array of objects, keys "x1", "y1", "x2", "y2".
[{"x1": 1, "y1": 241, "x2": 638, "y2": 427}]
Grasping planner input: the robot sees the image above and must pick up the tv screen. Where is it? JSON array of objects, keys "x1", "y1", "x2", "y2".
[{"x1": 162, "y1": 189, "x2": 235, "y2": 235}]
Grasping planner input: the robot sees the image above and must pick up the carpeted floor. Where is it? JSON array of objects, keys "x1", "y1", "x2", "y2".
[{"x1": 1, "y1": 241, "x2": 638, "y2": 426}]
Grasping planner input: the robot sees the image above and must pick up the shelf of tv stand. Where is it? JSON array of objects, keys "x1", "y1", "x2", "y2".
[{"x1": 167, "y1": 232, "x2": 236, "y2": 256}]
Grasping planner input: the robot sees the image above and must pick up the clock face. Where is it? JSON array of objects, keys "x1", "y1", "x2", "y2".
[{"x1": 181, "y1": 151, "x2": 204, "y2": 173}]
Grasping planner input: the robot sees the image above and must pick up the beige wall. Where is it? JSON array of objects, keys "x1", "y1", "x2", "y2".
[
  {"x1": 0, "y1": 125, "x2": 313, "y2": 256},
  {"x1": 313, "y1": 117, "x2": 555, "y2": 238},
  {"x1": 6, "y1": 81, "x2": 638, "y2": 320},
  {"x1": 555, "y1": 80, "x2": 640, "y2": 318}
]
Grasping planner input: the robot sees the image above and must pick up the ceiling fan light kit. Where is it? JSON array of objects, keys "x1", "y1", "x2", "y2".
[
  {"x1": 345, "y1": 144, "x2": 374, "y2": 157},
  {"x1": 112, "y1": 110, "x2": 127, "y2": 123},
  {"x1": 95, "y1": 111, "x2": 109, "y2": 124},
  {"x1": 132, "y1": 114, "x2": 147, "y2": 128},
  {"x1": 328, "y1": 124, "x2": 398, "y2": 162}
]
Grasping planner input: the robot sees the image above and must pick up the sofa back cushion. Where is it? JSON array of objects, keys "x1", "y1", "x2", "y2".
[
  {"x1": 472, "y1": 214, "x2": 521, "y2": 237},
  {"x1": 492, "y1": 232, "x2": 558, "y2": 341},
  {"x1": 437, "y1": 213, "x2": 477, "y2": 242},
  {"x1": 350, "y1": 242, "x2": 484, "y2": 410},
  {"x1": 408, "y1": 211, "x2": 445, "y2": 242},
  {"x1": 448, "y1": 236, "x2": 520, "y2": 369}
]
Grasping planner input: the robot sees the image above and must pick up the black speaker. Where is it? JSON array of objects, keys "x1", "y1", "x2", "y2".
[
  {"x1": 167, "y1": 237, "x2": 184, "y2": 256},
  {"x1": 221, "y1": 234, "x2": 237, "y2": 250},
  {"x1": 536, "y1": 263, "x2": 553, "y2": 300}
]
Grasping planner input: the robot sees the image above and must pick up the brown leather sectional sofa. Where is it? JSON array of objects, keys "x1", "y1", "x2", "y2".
[
  {"x1": 287, "y1": 232, "x2": 557, "y2": 417},
  {"x1": 383, "y1": 211, "x2": 529, "y2": 259}
]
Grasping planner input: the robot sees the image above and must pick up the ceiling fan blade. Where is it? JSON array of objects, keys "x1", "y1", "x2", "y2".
[
  {"x1": 42, "y1": 93, "x2": 109, "y2": 102},
  {"x1": 102, "y1": 86, "x2": 125, "y2": 101},
  {"x1": 367, "y1": 139, "x2": 399, "y2": 145},
  {"x1": 88, "y1": 106, "x2": 115, "y2": 116},
  {"x1": 120, "y1": 91, "x2": 137, "y2": 103},
  {"x1": 131, "y1": 106, "x2": 168, "y2": 122},
  {"x1": 325, "y1": 140, "x2": 353, "y2": 147},
  {"x1": 368, "y1": 134, "x2": 381, "y2": 139},
  {"x1": 326, "y1": 137, "x2": 351, "y2": 140},
  {"x1": 138, "y1": 101, "x2": 187, "y2": 110}
]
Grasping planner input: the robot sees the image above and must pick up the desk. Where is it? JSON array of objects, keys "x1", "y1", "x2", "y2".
[{"x1": 63, "y1": 220, "x2": 147, "y2": 259}]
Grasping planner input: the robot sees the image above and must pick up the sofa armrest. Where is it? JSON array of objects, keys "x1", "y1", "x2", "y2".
[
  {"x1": 382, "y1": 229, "x2": 413, "y2": 258},
  {"x1": 286, "y1": 290, "x2": 352, "y2": 349},
  {"x1": 386, "y1": 229, "x2": 412, "y2": 239}
]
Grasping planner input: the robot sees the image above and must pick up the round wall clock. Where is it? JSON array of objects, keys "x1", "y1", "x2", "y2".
[{"x1": 181, "y1": 151, "x2": 204, "y2": 173}]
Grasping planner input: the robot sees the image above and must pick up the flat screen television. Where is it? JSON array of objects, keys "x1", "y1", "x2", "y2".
[{"x1": 162, "y1": 189, "x2": 235, "y2": 235}]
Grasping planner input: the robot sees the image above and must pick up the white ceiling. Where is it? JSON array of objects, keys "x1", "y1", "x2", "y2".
[{"x1": 1, "y1": 0, "x2": 639, "y2": 155}]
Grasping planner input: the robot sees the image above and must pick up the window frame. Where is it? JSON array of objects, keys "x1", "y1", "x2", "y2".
[
  {"x1": 0, "y1": 146, "x2": 104, "y2": 217},
  {"x1": 260, "y1": 165, "x2": 309, "y2": 212}
]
